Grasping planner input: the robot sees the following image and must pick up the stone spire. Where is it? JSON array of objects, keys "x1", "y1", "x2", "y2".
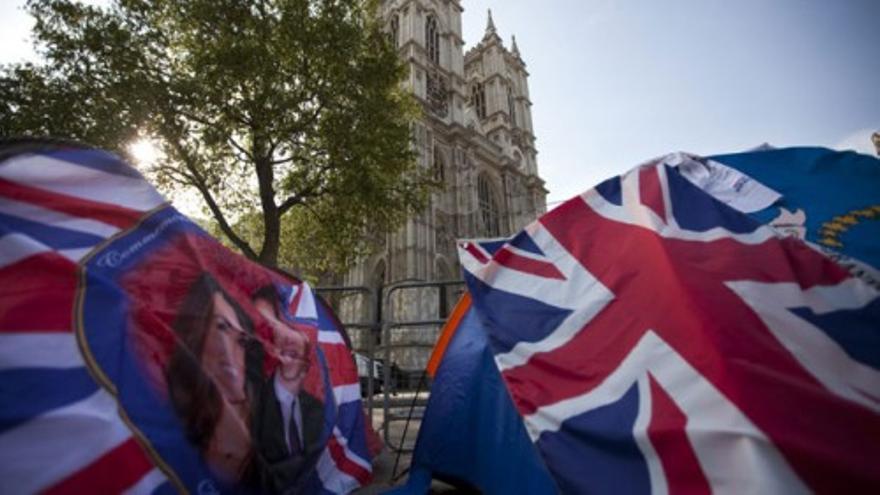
[
  {"x1": 511, "y1": 35, "x2": 521, "y2": 57},
  {"x1": 484, "y1": 9, "x2": 497, "y2": 38},
  {"x1": 480, "y1": 9, "x2": 504, "y2": 46}
]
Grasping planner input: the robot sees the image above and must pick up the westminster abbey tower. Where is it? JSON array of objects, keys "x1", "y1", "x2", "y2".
[{"x1": 342, "y1": 1, "x2": 547, "y2": 370}]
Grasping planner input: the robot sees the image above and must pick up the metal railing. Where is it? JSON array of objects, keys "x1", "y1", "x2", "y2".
[
  {"x1": 379, "y1": 279, "x2": 464, "y2": 454},
  {"x1": 316, "y1": 279, "x2": 465, "y2": 459}
]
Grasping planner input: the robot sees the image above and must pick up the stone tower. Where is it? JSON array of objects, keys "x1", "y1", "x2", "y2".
[{"x1": 341, "y1": 2, "x2": 547, "y2": 374}]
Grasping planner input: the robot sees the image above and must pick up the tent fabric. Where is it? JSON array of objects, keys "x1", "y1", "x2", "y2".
[
  {"x1": 405, "y1": 147, "x2": 880, "y2": 494},
  {"x1": 0, "y1": 141, "x2": 372, "y2": 494},
  {"x1": 391, "y1": 298, "x2": 557, "y2": 494}
]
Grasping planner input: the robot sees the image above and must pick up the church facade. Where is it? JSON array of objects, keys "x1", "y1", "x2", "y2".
[
  {"x1": 341, "y1": 1, "x2": 547, "y2": 369},
  {"x1": 347, "y1": 0, "x2": 546, "y2": 289}
]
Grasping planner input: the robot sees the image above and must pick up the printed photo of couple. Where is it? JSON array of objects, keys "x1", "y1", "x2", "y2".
[{"x1": 122, "y1": 235, "x2": 332, "y2": 493}]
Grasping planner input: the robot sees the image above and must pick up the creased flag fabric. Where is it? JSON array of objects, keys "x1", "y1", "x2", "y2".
[
  {"x1": 461, "y1": 151, "x2": 880, "y2": 493},
  {"x1": 0, "y1": 140, "x2": 371, "y2": 494},
  {"x1": 391, "y1": 239, "x2": 558, "y2": 495}
]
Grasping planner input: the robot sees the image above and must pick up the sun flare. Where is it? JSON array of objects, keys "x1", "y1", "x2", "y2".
[{"x1": 128, "y1": 137, "x2": 161, "y2": 168}]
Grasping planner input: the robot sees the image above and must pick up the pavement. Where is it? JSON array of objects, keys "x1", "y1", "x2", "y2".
[{"x1": 354, "y1": 394, "x2": 467, "y2": 494}]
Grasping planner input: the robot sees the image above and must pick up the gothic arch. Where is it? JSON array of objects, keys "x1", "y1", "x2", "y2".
[
  {"x1": 425, "y1": 13, "x2": 440, "y2": 64},
  {"x1": 370, "y1": 258, "x2": 386, "y2": 291},
  {"x1": 470, "y1": 81, "x2": 486, "y2": 120},
  {"x1": 477, "y1": 172, "x2": 502, "y2": 237},
  {"x1": 367, "y1": 257, "x2": 386, "y2": 340},
  {"x1": 507, "y1": 84, "x2": 517, "y2": 126},
  {"x1": 434, "y1": 256, "x2": 454, "y2": 282},
  {"x1": 433, "y1": 145, "x2": 445, "y2": 183},
  {"x1": 434, "y1": 255, "x2": 456, "y2": 318},
  {"x1": 389, "y1": 12, "x2": 400, "y2": 47}
]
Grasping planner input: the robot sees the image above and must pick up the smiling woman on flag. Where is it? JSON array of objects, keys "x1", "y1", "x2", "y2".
[{"x1": 166, "y1": 273, "x2": 264, "y2": 483}]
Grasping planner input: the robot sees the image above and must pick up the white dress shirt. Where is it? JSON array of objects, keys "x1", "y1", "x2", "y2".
[{"x1": 273, "y1": 375, "x2": 304, "y2": 454}]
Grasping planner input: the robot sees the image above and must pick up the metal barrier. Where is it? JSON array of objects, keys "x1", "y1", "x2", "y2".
[
  {"x1": 379, "y1": 279, "x2": 465, "y2": 454},
  {"x1": 316, "y1": 279, "x2": 465, "y2": 459}
]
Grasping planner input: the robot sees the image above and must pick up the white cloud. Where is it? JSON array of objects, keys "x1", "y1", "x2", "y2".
[{"x1": 832, "y1": 128, "x2": 879, "y2": 156}]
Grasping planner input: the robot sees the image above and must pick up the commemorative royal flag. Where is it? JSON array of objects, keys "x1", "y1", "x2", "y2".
[
  {"x1": 0, "y1": 140, "x2": 372, "y2": 494},
  {"x1": 456, "y1": 149, "x2": 880, "y2": 493},
  {"x1": 708, "y1": 147, "x2": 880, "y2": 289}
]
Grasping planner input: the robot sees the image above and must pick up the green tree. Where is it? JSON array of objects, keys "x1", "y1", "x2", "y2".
[{"x1": 0, "y1": 0, "x2": 433, "y2": 270}]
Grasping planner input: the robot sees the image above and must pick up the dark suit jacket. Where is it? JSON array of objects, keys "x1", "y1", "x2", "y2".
[{"x1": 250, "y1": 377, "x2": 325, "y2": 494}]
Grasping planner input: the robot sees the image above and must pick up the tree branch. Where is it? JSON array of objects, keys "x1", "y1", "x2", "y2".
[
  {"x1": 277, "y1": 194, "x2": 301, "y2": 215},
  {"x1": 227, "y1": 134, "x2": 255, "y2": 163},
  {"x1": 270, "y1": 154, "x2": 295, "y2": 166},
  {"x1": 168, "y1": 136, "x2": 258, "y2": 259}
]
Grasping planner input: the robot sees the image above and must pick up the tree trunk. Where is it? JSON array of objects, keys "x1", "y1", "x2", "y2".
[
  {"x1": 259, "y1": 216, "x2": 281, "y2": 267},
  {"x1": 254, "y1": 138, "x2": 280, "y2": 267}
]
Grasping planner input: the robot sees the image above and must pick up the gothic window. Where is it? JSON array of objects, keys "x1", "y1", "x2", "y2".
[
  {"x1": 436, "y1": 258, "x2": 453, "y2": 282},
  {"x1": 426, "y1": 71, "x2": 449, "y2": 117},
  {"x1": 477, "y1": 173, "x2": 501, "y2": 237},
  {"x1": 471, "y1": 82, "x2": 486, "y2": 120},
  {"x1": 508, "y1": 86, "x2": 517, "y2": 126},
  {"x1": 371, "y1": 259, "x2": 386, "y2": 290},
  {"x1": 433, "y1": 146, "x2": 445, "y2": 183},
  {"x1": 435, "y1": 258, "x2": 454, "y2": 318},
  {"x1": 389, "y1": 14, "x2": 399, "y2": 47},
  {"x1": 425, "y1": 15, "x2": 440, "y2": 64},
  {"x1": 370, "y1": 259, "x2": 386, "y2": 337}
]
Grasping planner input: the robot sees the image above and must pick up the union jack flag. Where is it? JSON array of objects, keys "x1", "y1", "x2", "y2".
[
  {"x1": 0, "y1": 141, "x2": 371, "y2": 494},
  {"x1": 279, "y1": 282, "x2": 374, "y2": 492},
  {"x1": 461, "y1": 157, "x2": 880, "y2": 493}
]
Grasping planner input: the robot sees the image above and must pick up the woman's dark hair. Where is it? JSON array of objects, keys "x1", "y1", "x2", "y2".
[
  {"x1": 251, "y1": 285, "x2": 281, "y2": 318},
  {"x1": 166, "y1": 273, "x2": 264, "y2": 452}
]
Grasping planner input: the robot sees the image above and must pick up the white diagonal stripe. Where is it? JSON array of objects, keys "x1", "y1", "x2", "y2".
[
  {"x1": 318, "y1": 330, "x2": 346, "y2": 345},
  {"x1": 0, "y1": 196, "x2": 120, "y2": 239},
  {"x1": 633, "y1": 374, "x2": 668, "y2": 495},
  {"x1": 332, "y1": 427, "x2": 371, "y2": 471},
  {"x1": 0, "y1": 333, "x2": 83, "y2": 370},
  {"x1": 728, "y1": 279, "x2": 880, "y2": 412},
  {"x1": 315, "y1": 448, "x2": 360, "y2": 494},
  {"x1": 58, "y1": 247, "x2": 95, "y2": 262},
  {"x1": 0, "y1": 233, "x2": 50, "y2": 269},
  {"x1": 0, "y1": 233, "x2": 90, "y2": 267},
  {"x1": 479, "y1": 222, "x2": 614, "y2": 371},
  {"x1": 0, "y1": 390, "x2": 133, "y2": 495},
  {"x1": 333, "y1": 383, "x2": 362, "y2": 406},
  {"x1": 122, "y1": 468, "x2": 167, "y2": 495},
  {"x1": 526, "y1": 331, "x2": 807, "y2": 494},
  {"x1": 295, "y1": 283, "x2": 318, "y2": 320},
  {"x1": 582, "y1": 175, "x2": 776, "y2": 245},
  {"x1": 0, "y1": 154, "x2": 164, "y2": 212}
]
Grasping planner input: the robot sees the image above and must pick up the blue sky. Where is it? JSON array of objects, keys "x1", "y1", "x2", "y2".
[
  {"x1": 461, "y1": 0, "x2": 880, "y2": 204},
  {"x1": 2, "y1": 1, "x2": 879, "y2": 205}
]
